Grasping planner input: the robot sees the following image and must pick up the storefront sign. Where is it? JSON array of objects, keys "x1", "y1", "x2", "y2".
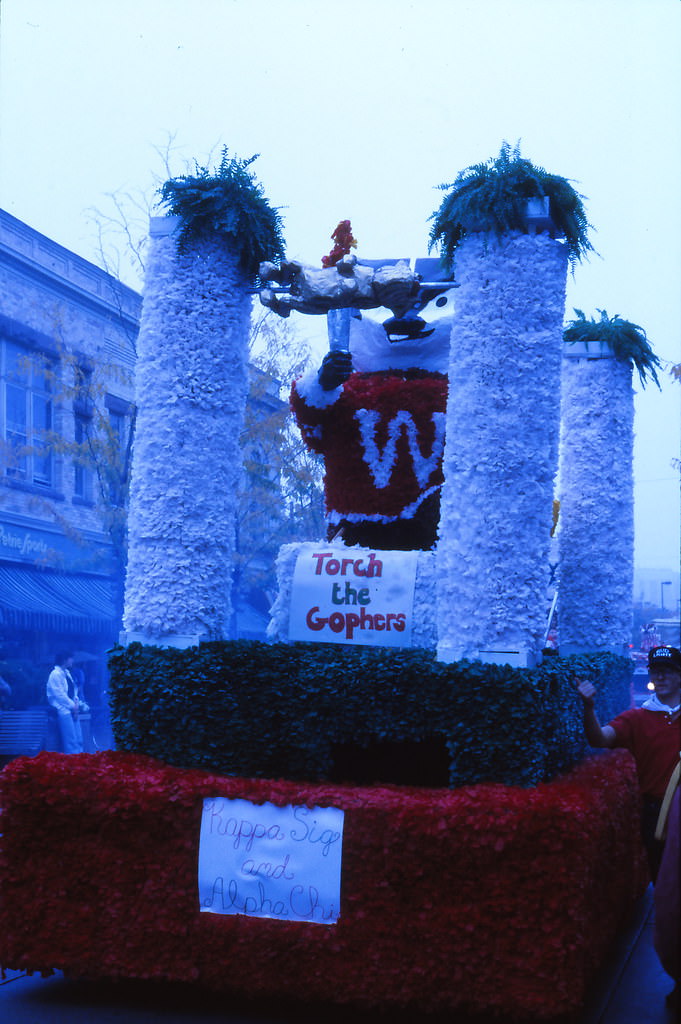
[
  {"x1": 198, "y1": 798, "x2": 344, "y2": 925},
  {"x1": 0, "y1": 520, "x2": 58, "y2": 563},
  {"x1": 289, "y1": 546, "x2": 417, "y2": 647},
  {"x1": 0, "y1": 516, "x2": 112, "y2": 572}
]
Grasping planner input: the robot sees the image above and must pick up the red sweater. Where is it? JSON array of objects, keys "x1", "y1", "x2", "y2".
[
  {"x1": 610, "y1": 708, "x2": 680, "y2": 800},
  {"x1": 290, "y1": 370, "x2": 448, "y2": 524}
]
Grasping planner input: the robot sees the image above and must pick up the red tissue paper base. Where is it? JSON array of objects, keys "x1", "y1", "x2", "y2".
[{"x1": 0, "y1": 750, "x2": 647, "y2": 1020}]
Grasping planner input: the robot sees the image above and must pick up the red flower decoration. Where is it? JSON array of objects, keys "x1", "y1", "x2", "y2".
[
  {"x1": 0, "y1": 750, "x2": 647, "y2": 1017},
  {"x1": 321, "y1": 220, "x2": 357, "y2": 268}
]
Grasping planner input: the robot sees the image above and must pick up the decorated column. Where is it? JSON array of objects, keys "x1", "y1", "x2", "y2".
[
  {"x1": 431, "y1": 144, "x2": 592, "y2": 666},
  {"x1": 558, "y1": 311, "x2": 660, "y2": 654},
  {"x1": 123, "y1": 152, "x2": 284, "y2": 645}
]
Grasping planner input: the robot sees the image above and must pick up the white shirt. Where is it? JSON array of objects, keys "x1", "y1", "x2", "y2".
[{"x1": 46, "y1": 665, "x2": 78, "y2": 715}]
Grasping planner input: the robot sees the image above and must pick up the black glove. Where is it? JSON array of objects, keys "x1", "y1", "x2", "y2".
[{"x1": 318, "y1": 350, "x2": 353, "y2": 391}]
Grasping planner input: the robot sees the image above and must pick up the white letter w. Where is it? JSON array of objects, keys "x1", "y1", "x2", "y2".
[{"x1": 355, "y1": 409, "x2": 445, "y2": 489}]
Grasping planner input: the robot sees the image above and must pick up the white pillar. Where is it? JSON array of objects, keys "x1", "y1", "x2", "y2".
[
  {"x1": 122, "y1": 217, "x2": 250, "y2": 645},
  {"x1": 558, "y1": 346, "x2": 634, "y2": 654},
  {"x1": 436, "y1": 232, "x2": 568, "y2": 666}
]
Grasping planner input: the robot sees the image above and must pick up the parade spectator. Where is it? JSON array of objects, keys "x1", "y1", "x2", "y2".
[
  {"x1": 46, "y1": 651, "x2": 84, "y2": 754},
  {"x1": 576, "y1": 645, "x2": 681, "y2": 882}
]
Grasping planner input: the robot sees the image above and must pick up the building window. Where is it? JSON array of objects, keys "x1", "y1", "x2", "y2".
[
  {"x1": 108, "y1": 408, "x2": 127, "y2": 459},
  {"x1": 1, "y1": 339, "x2": 53, "y2": 487},
  {"x1": 73, "y1": 413, "x2": 93, "y2": 501},
  {"x1": 73, "y1": 363, "x2": 94, "y2": 502},
  {"x1": 105, "y1": 394, "x2": 133, "y2": 508}
]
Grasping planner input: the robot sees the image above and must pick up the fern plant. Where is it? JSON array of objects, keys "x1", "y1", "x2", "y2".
[
  {"x1": 158, "y1": 149, "x2": 285, "y2": 283},
  {"x1": 564, "y1": 309, "x2": 661, "y2": 388},
  {"x1": 429, "y1": 141, "x2": 593, "y2": 270}
]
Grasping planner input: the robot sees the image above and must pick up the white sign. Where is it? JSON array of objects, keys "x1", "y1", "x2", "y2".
[
  {"x1": 289, "y1": 546, "x2": 418, "y2": 647},
  {"x1": 198, "y1": 798, "x2": 344, "y2": 925}
]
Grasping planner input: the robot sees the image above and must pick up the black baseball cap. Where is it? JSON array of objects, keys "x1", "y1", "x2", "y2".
[{"x1": 648, "y1": 646, "x2": 681, "y2": 671}]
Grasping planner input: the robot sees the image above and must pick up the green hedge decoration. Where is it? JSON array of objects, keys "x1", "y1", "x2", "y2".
[{"x1": 108, "y1": 642, "x2": 632, "y2": 789}]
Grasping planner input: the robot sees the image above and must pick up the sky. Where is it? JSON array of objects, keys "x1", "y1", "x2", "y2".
[{"x1": 0, "y1": 0, "x2": 679, "y2": 577}]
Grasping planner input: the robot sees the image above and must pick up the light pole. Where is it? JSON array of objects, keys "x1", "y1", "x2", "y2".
[{"x1": 660, "y1": 580, "x2": 672, "y2": 611}]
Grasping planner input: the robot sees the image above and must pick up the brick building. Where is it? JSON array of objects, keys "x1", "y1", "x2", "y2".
[
  {"x1": 0, "y1": 209, "x2": 291, "y2": 723},
  {"x1": 0, "y1": 209, "x2": 138, "y2": 716}
]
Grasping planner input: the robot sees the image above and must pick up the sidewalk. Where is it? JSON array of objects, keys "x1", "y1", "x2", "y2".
[
  {"x1": 1, "y1": 886, "x2": 676, "y2": 1023},
  {"x1": 580, "y1": 885, "x2": 677, "y2": 1024}
]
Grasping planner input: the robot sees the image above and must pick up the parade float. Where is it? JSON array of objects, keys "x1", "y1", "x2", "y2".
[{"x1": 0, "y1": 147, "x2": 653, "y2": 1021}]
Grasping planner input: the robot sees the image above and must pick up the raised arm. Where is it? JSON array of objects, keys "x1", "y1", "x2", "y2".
[{"x1": 576, "y1": 678, "x2": 617, "y2": 749}]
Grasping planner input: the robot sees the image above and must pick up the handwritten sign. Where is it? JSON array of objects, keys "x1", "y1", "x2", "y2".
[
  {"x1": 198, "y1": 798, "x2": 344, "y2": 925},
  {"x1": 289, "y1": 546, "x2": 418, "y2": 647}
]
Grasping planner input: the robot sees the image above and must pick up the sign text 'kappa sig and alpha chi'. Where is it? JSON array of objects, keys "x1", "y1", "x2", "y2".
[
  {"x1": 289, "y1": 545, "x2": 418, "y2": 647},
  {"x1": 198, "y1": 797, "x2": 344, "y2": 925}
]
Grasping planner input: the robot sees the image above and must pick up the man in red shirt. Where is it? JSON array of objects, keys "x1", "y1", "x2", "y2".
[{"x1": 577, "y1": 645, "x2": 681, "y2": 882}]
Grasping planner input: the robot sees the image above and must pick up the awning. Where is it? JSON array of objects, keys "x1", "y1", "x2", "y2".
[{"x1": 0, "y1": 565, "x2": 117, "y2": 634}]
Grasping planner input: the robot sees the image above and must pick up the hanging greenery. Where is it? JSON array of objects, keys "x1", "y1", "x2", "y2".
[
  {"x1": 564, "y1": 309, "x2": 662, "y2": 388},
  {"x1": 428, "y1": 141, "x2": 593, "y2": 270},
  {"x1": 158, "y1": 149, "x2": 285, "y2": 283}
]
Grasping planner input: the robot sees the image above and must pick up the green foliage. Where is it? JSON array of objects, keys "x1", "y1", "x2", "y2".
[
  {"x1": 232, "y1": 312, "x2": 324, "y2": 631},
  {"x1": 158, "y1": 149, "x2": 285, "y2": 283},
  {"x1": 564, "y1": 309, "x2": 662, "y2": 388},
  {"x1": 245, "y1": 310, "x2": 325, "y2": 542},
  {"x1": 108, "y1": 642, "x2": 632, "y2": 789},
  {"x1": 429, "y1": 141, "x2": 593, "y2": 270}
]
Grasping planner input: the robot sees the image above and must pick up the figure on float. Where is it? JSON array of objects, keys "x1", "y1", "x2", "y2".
[{"x1": 260, "y1": 221, "x2": 456, "y2": 551}]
